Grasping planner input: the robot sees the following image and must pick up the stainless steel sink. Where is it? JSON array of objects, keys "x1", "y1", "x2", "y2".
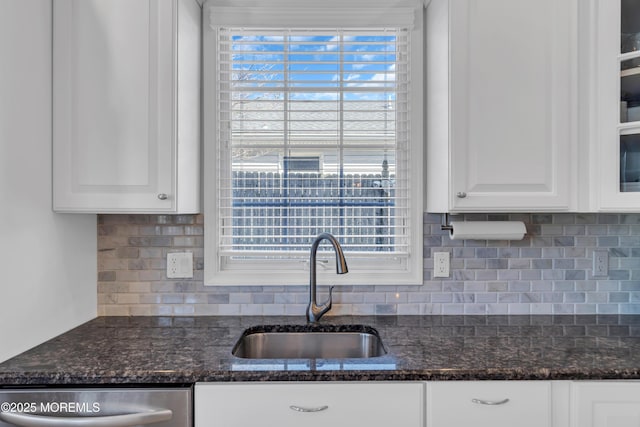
[{"x1": 232, "y1": 325, "x2": 387, "y2": 359}]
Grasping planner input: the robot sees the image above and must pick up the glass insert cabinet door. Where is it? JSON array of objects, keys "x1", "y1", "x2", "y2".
[{"x1": 619, "y1": 0, "x2": 640, "y2": 193}]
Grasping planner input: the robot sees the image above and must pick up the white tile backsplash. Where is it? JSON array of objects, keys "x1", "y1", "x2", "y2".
[{"x1": 97, "y1": 213, "x2": 640, "y2": 316}]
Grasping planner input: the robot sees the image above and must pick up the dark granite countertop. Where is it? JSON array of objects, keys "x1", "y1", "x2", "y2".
[{"x1": 1, "y1": 315, "x2": 640, "y2": 385}]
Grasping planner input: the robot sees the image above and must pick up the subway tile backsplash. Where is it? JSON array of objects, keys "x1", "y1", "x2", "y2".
[{"x1": 97, "y1": 213, "x2": 640, "y2": 316}]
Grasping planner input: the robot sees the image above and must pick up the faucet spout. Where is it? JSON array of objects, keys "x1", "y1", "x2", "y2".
[{"x1": 306, "y1": 233, "x2": 348, "y2": 323}]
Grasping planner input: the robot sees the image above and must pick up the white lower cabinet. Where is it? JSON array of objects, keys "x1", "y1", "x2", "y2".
[
  {"x1": 195, "y1": 380, "x2": 640, "y2": 427},
  {"x1": 195, "y1": 382, "x2": 424, "y2": 427},
  {"x1": 427, "y1": 381, "x2": 570, "y2": 427},
  {"x1": 572, "y1": 381, "x2": 640, "y2": 427}
]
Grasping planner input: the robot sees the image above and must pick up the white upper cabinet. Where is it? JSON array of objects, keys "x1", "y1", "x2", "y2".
[
  {"x1": 426, "y1": 0, "x2": 578, "y2": 213},
  {"x1": 53, "y1": 0, "x2": 201, "y2": 213},
  {"x1": 592, "y1": 0, "x2": 640, "y2": 211}
]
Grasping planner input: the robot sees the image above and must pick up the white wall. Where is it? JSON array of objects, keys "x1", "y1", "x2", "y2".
[{"x1": 0, "y1": 0, "x2": 97, "y2": 362}]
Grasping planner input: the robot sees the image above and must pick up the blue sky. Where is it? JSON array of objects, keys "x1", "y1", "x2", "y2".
[{"x1": 228, "y1": 33, "x2": 398, "y2": 100}]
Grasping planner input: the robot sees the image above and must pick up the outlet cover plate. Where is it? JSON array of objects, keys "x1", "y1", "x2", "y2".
[
  {"x1": 434, "y1": 252, "x2": 450, "y2": 278},
  {"x1": 167, "y1": 252, "x2": 193, "y2": 279},
  {"x1": 592, "y1": 250, "x2": 609, "y2": 277}
]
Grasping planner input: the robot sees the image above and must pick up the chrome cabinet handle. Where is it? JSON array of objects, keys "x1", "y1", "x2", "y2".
[
  {"x1": 0, "y1": 408, "x2": 172, "y2": 427},
  {"x1": 456, "y1": 192, "x2": 467, "y2": 198},
  {"x1": 157, "y1": 193, "x2": 168, "y2": 200},
  {"x1": 471, "y1": 398, "x2": 510, "y2": 406},
  {"x1": 289, "y1": 405, "x2": 329, "y2": 413}
]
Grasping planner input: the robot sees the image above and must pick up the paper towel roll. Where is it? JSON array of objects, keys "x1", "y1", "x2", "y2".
[{"x1": 449, "y1": 221, "x2": 526, "y2": 240}]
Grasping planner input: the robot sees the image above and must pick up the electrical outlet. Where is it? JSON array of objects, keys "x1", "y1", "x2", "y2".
[
  {"x1": 434, "y1": 252, "x2": 450, "y2": 278},
  {"x1": 167, "y1": 252, "x2": 193, "y2": 279},
  {"x1": 593, "y1": 250, "x2": 609, "y2": 277}
]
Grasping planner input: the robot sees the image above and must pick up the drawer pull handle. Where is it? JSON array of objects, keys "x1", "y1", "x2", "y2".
[
  {"x1": 289, "y1": 405, "x2": 329, "y2": 413},
  {"x1": 0, "y1": 409, "x2": 172, "y2": 427},
  {"x1": 472, "y1": 398, "x2": 510, "y2": 406}
]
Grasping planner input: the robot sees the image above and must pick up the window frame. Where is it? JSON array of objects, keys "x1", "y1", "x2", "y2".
[{"x1": 203, "y1": 0, "x2": 424, "y2": 286}]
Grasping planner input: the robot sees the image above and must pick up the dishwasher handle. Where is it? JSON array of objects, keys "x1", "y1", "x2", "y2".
[{"x1": 0, "y1": 408, "x2": 172, "y2": 427}]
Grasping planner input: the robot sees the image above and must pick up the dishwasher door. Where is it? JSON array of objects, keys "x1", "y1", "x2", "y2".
[{"x1": 0, "y1": 387, "x2": 192, "y2": 427}]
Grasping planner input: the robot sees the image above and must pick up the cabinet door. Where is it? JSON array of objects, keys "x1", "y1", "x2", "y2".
[
  {"x1": 427, "y1": 381, "x2": 552, "y2": 427},
  {"x1": 573, "y1": 382, "x2": 640, "y2": 427},
  {"x1": 595, "y1": 0, "x2": 640, "y2": 211},
  {"x1": 450, "y1": 0, "x2": 576, "y2": 211},
  {"x1": 195, "y1": 382, "x2": 424, "y2": 427},
  {"x1": 442, "y1": 0, "x2": 577, "y2": 212},
  {"x1": 53, "y1": 0, "x2": 179, "y2": 213}
]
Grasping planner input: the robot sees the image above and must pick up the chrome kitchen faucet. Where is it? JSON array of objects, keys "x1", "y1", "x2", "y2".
[{"x1": 306, "y1": 233, "x2": 348, "y2": 323}]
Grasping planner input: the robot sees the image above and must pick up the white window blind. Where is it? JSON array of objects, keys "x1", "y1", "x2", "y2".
[{"x1": 204, "y1": 1, "x2": 424, "y2": 286}]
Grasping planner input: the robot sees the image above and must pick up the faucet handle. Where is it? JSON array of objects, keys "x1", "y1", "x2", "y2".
[{"x1": 320, "y1": 286, "x2": 335, "y2": 313}]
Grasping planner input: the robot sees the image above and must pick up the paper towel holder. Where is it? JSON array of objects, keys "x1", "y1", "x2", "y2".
[
  {"x1": 440, "y1": 213, "x2": 454, "y2": 232},
  {"x1": 439, "y1": 213, "x2": 527, "y2": 240}
]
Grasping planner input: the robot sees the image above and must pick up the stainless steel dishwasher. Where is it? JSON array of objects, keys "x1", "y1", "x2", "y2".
[{"x1": 0, "y1": 387, "x2": 192, "y2": 427}]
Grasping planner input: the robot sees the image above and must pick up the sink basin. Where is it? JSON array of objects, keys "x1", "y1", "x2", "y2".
[{"x1": 232, "y1": 325, "x2": 387, "y2": 359}]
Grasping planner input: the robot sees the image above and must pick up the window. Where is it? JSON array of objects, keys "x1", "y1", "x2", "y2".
[{"x1": 204, "y1": 0, "x2": 424, "y2": 286}]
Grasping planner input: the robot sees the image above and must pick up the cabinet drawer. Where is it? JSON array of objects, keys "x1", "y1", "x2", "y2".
[
  {"x1": 427, "y1": 381, "x2": 551, "y2": 427},
  {"x1": 195, "y1": 382, "x2": 424, "y2": 427}
]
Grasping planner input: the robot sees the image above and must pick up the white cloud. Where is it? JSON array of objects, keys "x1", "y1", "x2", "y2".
[{"x1": 370, "y1": 73, "x2": 396, "y2": 82}]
